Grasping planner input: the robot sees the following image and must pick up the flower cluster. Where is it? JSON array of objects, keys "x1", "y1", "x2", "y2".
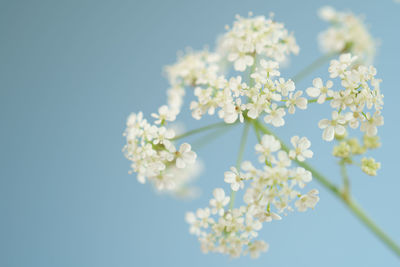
[
  {"x1": 164, "y1": 14, "x2": 305, "y2": 126},
  {"x1": 165, "y1": 50, "x2": 221, "y2": 116},
  {"x1": 308, "y1": 53, "x2": 383, "y2": 175},
  {"x1": 124, "y1": 9, "x2": 385, "y2": 260},
  {"x1": 190, "y1": 59, "x2": 307, "y2": 125},
  {"x1": 123, "y1": 111, "x2": 199, "y2": 195},
  {"x1": 125, "y1": 13, "x2": 304, "y2": 194},
  {"x1": 186, "y1": 134, "x2": 319, "y2": 258},
  {"x1": 318, "y1": 6, "x2": 376, "y2": 63},
  {"x1": 217, "y1": 13, "x2": 299, "y2": 71}
]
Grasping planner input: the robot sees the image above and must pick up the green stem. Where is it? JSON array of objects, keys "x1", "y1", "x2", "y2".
[
  {"x1": 308, "y1": 97, "x2": 333, "y2": 103},
  {"x1": 340, "y1": 161, "x2": 350, "y2": 200},
  {"x1": 172, "y1": 121, "x2": 229, "y2": 140},
  {"x1": 229, "y1": 122, "x2": 250, "y2": 210},
  {"x1": 252, "y1": 119, "x2": 400, "y2": 257},
  {"x1": 253, "y1": 121, "x2": 262, "y2": 143},
  {"x1": 291, "y1": 52, "x2": 337, "y2": 83},
  {"x1": 191, "y1": 123, "x2": 235, "y2": 150},
  {"x1": 343, "y1": 197, "x2": 400, "y2": 257}
]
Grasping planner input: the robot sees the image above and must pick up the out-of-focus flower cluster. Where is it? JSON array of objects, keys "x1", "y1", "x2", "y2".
[
  {"x1": 307, "y1": 53, "x2": 383, "y2": 176},
  {"x1": 186, "y1": 134, "x2": 319, "y2": 258},
  {"x1": 123, "y1": 111, "x2": 200, "y2": 196},
  {"x1": 318, "y1": 6, "x2": 376, "y2": 64},
  {"x1": 165, "y1": 50, "x2": 221, "y2": 117}
]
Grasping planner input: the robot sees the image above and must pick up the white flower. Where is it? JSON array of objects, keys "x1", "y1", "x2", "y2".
[
  {"x1": 360, "y1": 111, "x2": 384, "y2": 136},
  {"x1": 318, "y1": 7, "x2": 376, "y2": 63},
  {"x1": 228, "y1": 76, "x2": 248, "y2": 97},
  {"x1": 318, "y1": 6, "x2": 336, "y2": 21},
  {"x1": 209, "y1": 188, "x2": 230, "y2": 215},
  {"x1": 153, "y1": 127, "x2": 175, "y2": 148},
  {"x1": 318, "y1": 111, "x2": 348, "y2": 141},
  {"x1": 286, "y1": 91, "x2": 307, "y2": 114},
  {"x1": 218, "y1": 13, "x2": 299, "y2": 73},
  {"x1": 255, "y1": 134, "x2": 281, "y2": 163},
  {"x1": 124, "y1": 112, "x2": 200, "y2": 195},
  {"x1": 264, "y1": 103, "x2": 286, "y2": 127},
  {"x1": 224, "y1": 167, "x2": 244, "y2": 191},
  {"x1": 291, "y1": 167, "x2": 312, "y2": 188},
  {"x1": 295, "y1": 189, "x2": 320, "y2": 212},
  {"x1": 328, "y1": 53, "x2": 358, "y2": 78},
  {"x1": 306, "y1": 78, "x2": 334, "y2": 104},
  {"x1": 254, "y1": 211, "x2": 282, "y2": 223},
  {"x1": 275, "y1": 78, "x2": 295, "y2": 97},
  {"x1": 185, "y1": 212, "x2": 202, "y2": 235},
  {"x1": 289, "y1": 136, "x2": 313, "y2": 162},
  {"x1": 151, "y1": 105, "x2": 177, "y2": 124},
  {"x1": 166, "y1": 50, "x2": 220, "y2": 87},
  {"x1": 165, "y1": 50, "x2": 220, "y2": 115},
  {"x1": 272, "y1": 151, "x2": 291, "y2": 168},
  {"x1": 260, "y1": 59, "x2": 280, "y2": 77},
  {"x1": 196, "y1": 207, "x2": 213, "y2": 228},
  {"x1": 176, "y1": 143, "x2": 197, "y2": 168},
  {"x1": 242, "y1": 217, "x2": 262, "y2": 238},
  {"x1": 186, "y1": 132, "x2": 318, "y2": 259},
  {"x1": 247, "y1": 240, "x2": 269, "y2": 259},
  {"x1": 222, "y1": 98, "x2": 246, "y2": 124},
  {"x1": 246, "y1": 95, "x2": 269, "y2": 119},
  {"x1": 228, "y1": 49, "x2": 254, "y2": 72}
]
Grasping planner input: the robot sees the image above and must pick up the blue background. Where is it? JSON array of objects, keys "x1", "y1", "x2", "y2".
[{"x1": 1, "y1": 0, "x2": 399, "y2": 266}]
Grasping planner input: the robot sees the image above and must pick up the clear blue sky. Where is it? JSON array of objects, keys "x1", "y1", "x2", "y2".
[{"x1": 1, "y1": 0, "x2": 399, "y2": 266}]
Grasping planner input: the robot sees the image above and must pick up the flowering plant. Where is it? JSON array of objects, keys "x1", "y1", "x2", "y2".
[{"x1": 123, "y1": 7, "x2": 399, "y2": 259}]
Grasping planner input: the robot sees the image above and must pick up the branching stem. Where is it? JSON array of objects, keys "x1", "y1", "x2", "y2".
[
  {"x1": 229, "y1": 122, "x2": 250, "y2": 210},
  {"x1": 291, "y1": 52, "x2": 337, "y2": 83},
  {"x1": 340, "y1": 161, "x2": 350, "y2": 200},
  {"x1": 172, "y1": 121, "x2": 230, "y2": 140},
  {"x1": 252, "y1": 119, "x2": 400, "y2": 258}
]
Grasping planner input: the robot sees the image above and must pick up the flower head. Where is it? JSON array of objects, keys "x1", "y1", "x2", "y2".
[
  {"x1": 318, "y1": 111, "x2": 348, "y2": 141},
  {"x1": 306, "y1": 78, "x2": 334, "y2": 104},
  {"x1": 289, "y1": 136, "x2": 313, "y2": 162},
  {"x1": 361, "y1": 157, "x2": 381, "y2": 176},
  {"x1": 318, "y1": 6, "x2": 376, "y2": 63},
  {"x1": 224, "y1": 167, "x2": 244, "y2": 191},
  {"x1": 209, "y1": 188, "x2": 230, "y2": 215},
  {"x1": 218, "y1": 13, "x2": 299, "y2": 72}
]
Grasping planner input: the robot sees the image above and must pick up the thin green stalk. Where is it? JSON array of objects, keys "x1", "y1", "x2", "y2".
[
  {"x1": 252, "y1": 119, "x2": 400, "y2": 258},
  {"x1": 192, "y1": 123, "x2": 235, "y2": 150},
  {"x1": 291, "y1": 52, "x2": 337, "y2": 83},
  {"x1": 172, "y1": 121, "x2": 228, "y2": 140},
  {"x1": 253, "y1": 119, "x2": 339, "y2": 194},
  {"x1": 308, "y1": 97, "x2": 333, "y2": 103},
  {"x1": 252, "y1": 121, "x2": 262, "y2": 143},
  {"x1": 229, "y1": 122, "x2": 250, "y2": 210},
  {"x1": 340, "y1": 161, "x2": 350, "y2": 200},
  {"x1": 343, "y1": 197, "x2": 400, "y2": 257}
]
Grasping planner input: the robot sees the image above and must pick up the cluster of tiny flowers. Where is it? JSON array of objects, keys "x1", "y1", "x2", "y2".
[
  {"x1": 186, "y1": 134, "x2": 319, "y2": 258},
  {"x1": 124, "y1": 9, "x2": 385, "y2": 259},
  {"x1": 190, "y1": 59, "x2": 307, "y2": 125},
  {"x1": 308, "y1": 53, "x2": 383, "y2": 176},
  {"x1": 164, "y1": 50, "x2": 221, "y2": 116},
  {"x1": 123, "y1": 111, "x2": 199, "y2": 194},
  {"x1": 163, "y1": 14, "x2": 304, "y2": 126},
  {"x1": 217, "y1": 12, "x2": 299, "y2": 72},
  {"x1": 318, "y1": 6, "x2": 376, "y2": 63},
  {"x1": 125, "y1": 14, "x2": 302, "y2": 195}
]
